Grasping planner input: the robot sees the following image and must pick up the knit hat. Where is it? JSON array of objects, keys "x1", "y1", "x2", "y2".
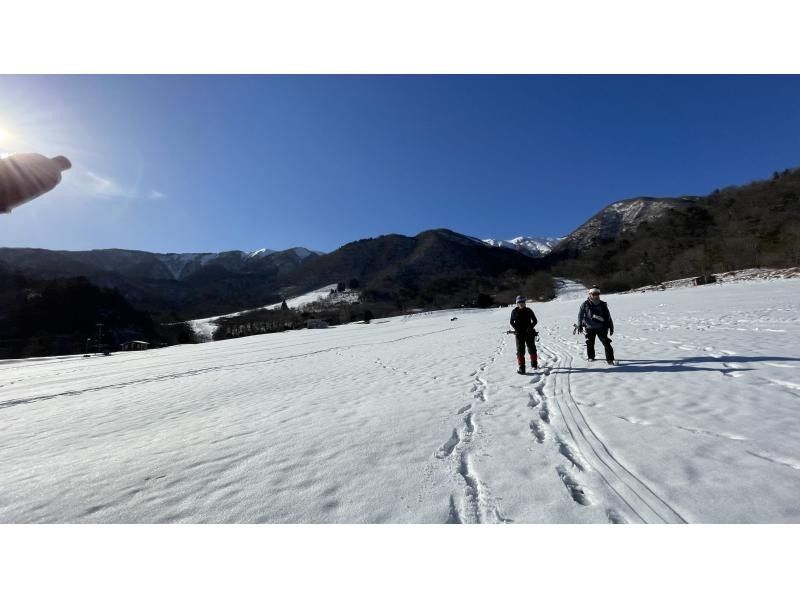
[
  {"x1": 515, "y1": 295, "x2": 526, "y2": 303},
  {"x1": 589, "y1": 287, "x2": 600, "y2": 295}
]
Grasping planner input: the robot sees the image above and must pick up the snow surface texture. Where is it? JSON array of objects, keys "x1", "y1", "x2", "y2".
[
  {"x1": 553, "y1": 278, "x2": 589, "y2": 301},
  {"x1": 2, "y1": 279, "x2": 800, "y2": 523},
  {"x1": 482, "y1": 236, "x2": 560, "y2": 257},
  {"x1": 188, "y1": 285, "x2": 360, "y2": 342}
]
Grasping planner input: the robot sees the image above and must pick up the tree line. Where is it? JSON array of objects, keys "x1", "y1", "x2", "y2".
[
  {"x1": 549, "y1": 168, "x2": 800, "y2": 292},
  {"x1": 0, "y1": 268, "x2": 193, "y2": 359}
]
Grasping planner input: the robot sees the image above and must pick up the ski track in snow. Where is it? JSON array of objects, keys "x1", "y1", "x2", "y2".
[
  {"x1": 2, "y1": 279, "x2": 800, "y2": 523},
  {"x1": 538, "y1": 340, "x2": 687, "y2": 523}
]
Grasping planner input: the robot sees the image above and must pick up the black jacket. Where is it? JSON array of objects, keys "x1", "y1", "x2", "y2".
[
  {"x1": 578, "y1": 299, "x2": 613, "y2": 333},
  {"x1": 510, "y1": 306, "x2": 538, "y2": 334}
]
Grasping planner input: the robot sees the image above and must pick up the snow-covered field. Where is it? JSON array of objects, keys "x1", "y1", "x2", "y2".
[{"x1": 2, "y1": 278, "x2": 799, "y2": 523}]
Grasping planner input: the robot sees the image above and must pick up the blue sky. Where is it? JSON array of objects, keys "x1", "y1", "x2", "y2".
[{"x1": 0, "y1": 75, "x2": 799, "y2": 254}]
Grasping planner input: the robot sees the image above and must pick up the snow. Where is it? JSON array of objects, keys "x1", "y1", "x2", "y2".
[
  {"x1": 627, "y1": 266, "x2": 800, "y2": 293},
  {"x1": 262, "y1": 284, "x2": 341, "y2": 310},
  {"x1": 247, "y1": 248, "x2": 275, "y2": 259},
  {"x1": 188, "y1": 284, "x2": 361, "y2": 342},
  {"x1": 553, "y1": 277, "x2": 588, "y2": 300},
  {"x1": 2, "y1": 278, "x2": 800, "y2": 523},
  {"x1": 483, "y1": 236, "x2": 561, "y2": 257}
]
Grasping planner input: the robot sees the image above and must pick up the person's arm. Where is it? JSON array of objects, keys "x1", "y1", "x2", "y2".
[
  {"x1": 577, "y1": 303, "x2": 584, "y2": 332},
  {"x1": 510, "y1": 310, "x2": 518, "y2": 332},
  {"x1": 0, "y1": 154, "x2": 71, "y2": 213},
  {"x1": 606, "y1": 304, "x2": 614, "y2": 335},
  {"x1": 530, "y1": 308, "x2": 538, "y2": 328}
]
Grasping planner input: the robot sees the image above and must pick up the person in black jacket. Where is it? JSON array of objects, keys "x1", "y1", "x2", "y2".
[
  {"x1": 510, "y1": 295, "x2": 538, "y2": 374},
  {"x1": 577, "y1": 287, "x2": 615, "y2": 364}
]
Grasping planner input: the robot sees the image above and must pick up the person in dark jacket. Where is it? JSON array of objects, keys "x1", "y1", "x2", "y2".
[
  {"x1": 577, "y1": 287, "x2": 615, "y2": 364},
  {"x1": 0, "y1": 153, "x2": 72, "y2": 214},
  {"x1": 510, "y1": 295, "x2": 538, "y2": 374}
]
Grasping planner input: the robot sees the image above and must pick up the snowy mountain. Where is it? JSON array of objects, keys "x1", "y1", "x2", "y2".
[
  {"x1": 3, "y1": 276, "x2": 799, "y2": 523},
  {"x1": 552, "y1": 196, "x2": 700, "y2": 254},
  {"x1": 483, "y1": 236, "x2": 561, "y2": 257},
  {"x1": 0, "y1": 246, "x2": 323, "y2": 282},
  {"x1": 0, "y1": 245, "x2": 327, "y2": 320},
  {"x1": 147, "y1": 246, "x2": 322, "y2": 280}
]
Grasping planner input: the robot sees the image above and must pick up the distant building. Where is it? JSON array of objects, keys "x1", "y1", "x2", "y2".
[
  {"x1": 121, "y1": 340, "x2": 150, "y2": 351},
  {"x1": 306, "y1": 319, "x2": 329, "y2": 329},
  {"x1": 693, "y1": 275, "x2": 717, "y2": 286}
]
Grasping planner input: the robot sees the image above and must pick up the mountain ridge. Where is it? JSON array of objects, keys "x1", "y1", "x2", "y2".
[{"x1": 482, "y1": 236, "x2": 562, "y2": 257}]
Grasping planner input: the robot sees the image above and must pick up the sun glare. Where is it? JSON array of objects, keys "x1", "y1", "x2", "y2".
[
  {"x1": 0, "y1": 126, "x2": 12, "y2": 147},
  {"x1": 0, "y1": 126, "x2": 17, "y2": 155}
]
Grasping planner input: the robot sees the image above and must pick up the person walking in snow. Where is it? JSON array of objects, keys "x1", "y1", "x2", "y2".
[
  {"x1": 577, "y1": 287, "x2": 615, "y2": 364},
  {"x1": 510, "y1": 295, "x2": 538, "y2": 374}
]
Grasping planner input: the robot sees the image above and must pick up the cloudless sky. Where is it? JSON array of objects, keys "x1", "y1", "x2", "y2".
[{"x1": 1, "y1": 75, "x2": 799, "y2": 254}]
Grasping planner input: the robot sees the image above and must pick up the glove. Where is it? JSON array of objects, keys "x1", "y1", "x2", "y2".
[{"x1": 578, "y1": 326, "x2": 584, "y2": 334}]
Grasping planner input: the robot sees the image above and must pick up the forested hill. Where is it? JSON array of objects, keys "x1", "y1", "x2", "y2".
[
  {"x1": 284, "y1": 228, "x2": 555, "y2": 309},
  {"x1": 546, "y1": 167, "x2": 800, "y2": 291},
  {"x1": 0, "y1": 265, "x2": 192, "y2": 359}
]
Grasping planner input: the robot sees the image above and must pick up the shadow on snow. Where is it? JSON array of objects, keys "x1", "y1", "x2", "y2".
[{"x1": 561, "y1": 355, "x2": 800, "y2": 375}]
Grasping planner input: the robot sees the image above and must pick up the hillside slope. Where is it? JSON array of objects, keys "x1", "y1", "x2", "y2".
[{"x1": 547, "y1": 167, "x2": 800, "y2": 291}]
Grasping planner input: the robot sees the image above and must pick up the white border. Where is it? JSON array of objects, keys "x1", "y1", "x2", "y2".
[
  {"x1": 1, "y1": 1, "x2": 799, "y2": 73},
  {"x1": 2, "y1": 525, "x2": 796, "y2": 597},
  {"x1": 2, "y1": 3, "x2": 797, "y2": 596}
]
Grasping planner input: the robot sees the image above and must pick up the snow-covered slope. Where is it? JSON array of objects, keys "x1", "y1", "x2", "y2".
[
  {"x1": 2, "y1": 278, "x2": 799, "y2": 523},
  {"x1": 247, "y1": 248, "x2": 276, "y2": 259},
  {"x1": 626, "y1": 267, "x2": 800, "y2": 293},
  {"x1": 483, "y1": 236, "x2": 561, "y2": 257},
  {"x1": 553, "y1": 278, "x2": 589, "y2": 300},
  {"x1": 188, "y1": 284, "x2": 361, "y2": 341}
]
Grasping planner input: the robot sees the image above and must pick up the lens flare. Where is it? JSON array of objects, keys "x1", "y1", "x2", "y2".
[{"x1": 0, "y1": 126, "x2": 13, "y2": 148}]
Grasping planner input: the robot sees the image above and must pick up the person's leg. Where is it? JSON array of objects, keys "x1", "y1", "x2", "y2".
[
  {"x1": 526, "y1": 332, "x2": 538, "y2": 368},
  {"x1": 586, "y1": 330, "x2": 597, "y2": 360},
  {"x1": 515, "y1": 333, "x2": 526, "y2": 372},
  {"x1": 598, "y1": 331, "x2": 615, "y2": 362}
]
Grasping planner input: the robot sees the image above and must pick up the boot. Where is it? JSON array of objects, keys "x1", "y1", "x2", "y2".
[
  {"x1": 517, "y1": 354, "x2": 526, "y2": 375},
  {"x1": 530, "y1": 353, "x2": 538, "y2": 369}
]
